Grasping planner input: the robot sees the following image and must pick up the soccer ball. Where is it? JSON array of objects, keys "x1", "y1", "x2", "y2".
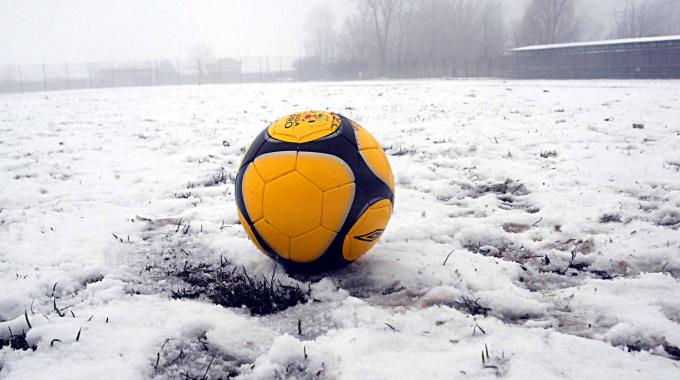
[{"x1": 235, "y1": 111, "x2": 394, "y2": 271}]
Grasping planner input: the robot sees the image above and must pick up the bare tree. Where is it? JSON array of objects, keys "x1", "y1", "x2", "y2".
[
  {"x1": 406, "y1": 0, "x2": 492, "y2": 62},
  {"x1": 480, "y1": 1, "x2": 505, "y2": 57},
  {"x1": 443, "y1": 0, "x2": 482, "y2": 58},
  {"x1": 393, "y1": 0, "x2": 417, "y2": 73},
  {"x1": 612, "y1": 0, "x2": 666, "y2": 38},
  {"x1": 514, "y1": 0, "x2": 581, "y2": 47},
  {"x1": 305, "y1": 5, "x2": 337, "y2": 62},
  {"x1": 339, "y1": 10, "x2": 373, "y2": 62},
  {"x1": 668, "y1": 4, "x2": 680, "y2": 34},
  {"x1": 189, "y1": 43, "x2": 215, "y2": 63},
  {"x1": 189, "y1": 43, "x2": 215, "y2": 79},
  {"x1": 325, "y1": 0, "x2": 508, "y2": 78},
  {"x1": 366, "y1": 0, "x2": 400, "y2": 75}
]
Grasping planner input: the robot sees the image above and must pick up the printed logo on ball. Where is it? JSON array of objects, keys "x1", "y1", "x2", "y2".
[{"x1": 353, "y1": 229, "x2": 385, "y2": 242}]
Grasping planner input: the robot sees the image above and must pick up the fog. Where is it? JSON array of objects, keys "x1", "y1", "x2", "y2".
[
  {"x1": 0, "y1": 0, "x2": 352, "y2": 65},
  {"x1": 0, "y1": 0, "x2": 636, "y2": 65},
  {"x1": 1, "y1": 0, "x2": 679, "y2": 90}
]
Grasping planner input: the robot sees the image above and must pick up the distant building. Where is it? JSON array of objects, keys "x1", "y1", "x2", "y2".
[{"x1": 509, "y1": 35, "x2": 680, "y2": 79}]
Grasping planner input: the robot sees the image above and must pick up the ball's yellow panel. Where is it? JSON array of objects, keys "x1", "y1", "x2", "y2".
[
  {"x1": 253, "y1": 152, "x2": 297, "y2": 182},
  {"x1": 254, "y1": 220, "x2": 291, "y2": 259},
  {"x1": 353, "y1": 122, "x2": 380, "y2": 150},
  {"x1": 241, "y1": 163, "x2": 265, "y2": 222},
  {"x1": 322, "y1": 183, "x2": 355, "y2": 232},
  {"x1": 360, "y1": 148, "x2": 395, "y2": 192},
  {"x1": 237, "y1": 208, "x2": 266, "y2": 255},
  {"x1": 342, "y1": 199, "x2": 392, "y2": 261},
  {"x1": 267, "y1": 111, "x2": 341, "y2": 143},
  {"x1": 297, "y1": 152, "x2": 354, "y2": 191},
  {"x1": 290, "y1": 227, "x2": 336, "y2": 263},
  {"x1": 263, "y1": 172, "x2": 322, "y2": 238}
]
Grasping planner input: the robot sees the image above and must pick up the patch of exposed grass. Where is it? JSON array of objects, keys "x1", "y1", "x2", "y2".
[
  {"x1": 664, "y1": 343, "x2": 680, "y2": 360},
  {"x1": 471, "y1": 179, "x2": 529, "y2": 198},
  {"x1": 599, "y1": 213, "x2": 622, "y2": 223},
  {"x1": 453, "y1": 296, "x2": 491, "y2": 317},
  {"x1": 384, "y1": 145, "x2": 417, "y2": 156},
  {"x1": 463, "y1": 240, "x2": 539, "y2": 264},
  {"x1": 152, "y1": 334, "x2": 244, "y2": 379},
  {"x1": 171, "y1": 259, "x2": 308, "y2": 316},
  {"x1": 0, "y1": 327, "x2": 34, "y2": 351},
  {"x1": 502, "y1": 223, "x2": 530, "y2": 233}
]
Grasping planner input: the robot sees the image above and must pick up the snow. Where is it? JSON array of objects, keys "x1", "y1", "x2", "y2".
[
  {"x1": 1, "y1": 80, "x2": 680, "y2": 379},
  {"x1": 510, "y1": 34, "x2": 680, "y2": 52}
]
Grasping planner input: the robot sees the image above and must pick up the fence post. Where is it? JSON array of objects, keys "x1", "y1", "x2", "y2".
[
  {"x1": 219, "y1": 59, "x2": 223, "y2": 83},
  {"x1": 42, "y1": 63, "x2": 47, "y2": 92},
  {"x1": 65, "y1": 63, "x2": 70, "y2": 89},
  {"x1": 111, "y1": 62, "x2": 116, "y2": 87},
  {"x1": 176, "y1": 60, "x2": 181, "y2": 85},
  {"x1": 259, "y1": 57, "x2": 263, "y2": 82},
  {"x1": 133, "y1": 61, "x2": 138, "y2": 86},
  {"x1": 504, "y1": 57, "x2": 508, "y2": 78},
  {"x1": 18, "y1": 66, "x2": 24, "y2": 93},
  {"x1": 197, "y1": 59, "x2": 202, "y2": 85},
  {"x1": 152, "y1": 60, "x2": 157, "y2": 86},
  {"x1": 298, "y1": 55, "x2": 303, "y2": 81},
  {"x1": 266, "y1": 55, "x2": 269, "y2": 82},
  {"x1": 279, "y1": 56, "x2": 282, "y2": 82},
  {"x1": 88, "y1": 63, "x2": 93, "y2": 88}
]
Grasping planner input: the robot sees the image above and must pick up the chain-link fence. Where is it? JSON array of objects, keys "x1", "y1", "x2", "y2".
[
  {"x1": 0, "y1": 57, "x2": 303, "y2": 94},
  {"x1": 0, "y1": 56, "x2": 520, "y2": 94},
  {"x1": 3, "y1": 50, "x2": 679, "y2": 94}
]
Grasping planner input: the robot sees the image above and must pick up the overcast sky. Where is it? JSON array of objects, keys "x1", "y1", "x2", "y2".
[
  {"x1": 0, "y1": 0, "x2": 623, "y2": 65},
  {"x1": 0, "y1": 0, "x2": 354, "y2": 65}
]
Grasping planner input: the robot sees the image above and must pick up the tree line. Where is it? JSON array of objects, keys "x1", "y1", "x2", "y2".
[{"x1": 300, "y1": 0, "x2": 680, "y2": 78}]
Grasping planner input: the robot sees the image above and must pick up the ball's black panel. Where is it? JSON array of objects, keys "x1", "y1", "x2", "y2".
[
  {"x1": 338, "y1": 115, "x2": 359, "y2": 147},
  {"x1": 234, "y1": 169, "x2": 278, "y2": 261},
  {"x1": 234, "y1": 127, "x2": 264, "y2": 225},
  {"x1": 234, "y1": 112, "x2": 394, "y2": 272},
  {"x1": 234, "y1": 128, "x2": 281, "y2": 260},
  {"x1": 240, "y1": 128, "x2": 269, "y2": 167}
]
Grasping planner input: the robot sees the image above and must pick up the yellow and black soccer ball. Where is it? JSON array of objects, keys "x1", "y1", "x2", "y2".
[{"x1": 235, "y1": 110, "x2": 394, "y2": 271}]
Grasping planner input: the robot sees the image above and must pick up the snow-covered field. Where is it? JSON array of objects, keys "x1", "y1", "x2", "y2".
[{"x1": 1, "y1": 80, "x2": 679, "y2": 379}]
